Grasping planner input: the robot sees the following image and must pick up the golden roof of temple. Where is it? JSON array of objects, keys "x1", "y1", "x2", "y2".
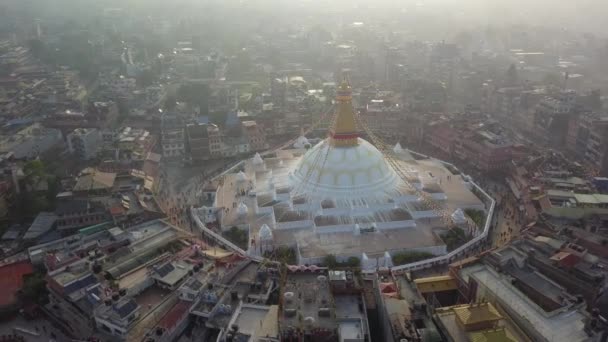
[{"x1": 330, "y1": 76, "x2": 359, "y2": 147}]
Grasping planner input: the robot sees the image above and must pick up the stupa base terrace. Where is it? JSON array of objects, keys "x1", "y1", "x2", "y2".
[{"x1": 192, "y1": 147, "x2": 489, "y2": 266}]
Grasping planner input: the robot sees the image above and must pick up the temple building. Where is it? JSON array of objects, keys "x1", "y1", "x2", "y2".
[{"x1": 193, "y1": 76, "x2": 487, "y2": 265}]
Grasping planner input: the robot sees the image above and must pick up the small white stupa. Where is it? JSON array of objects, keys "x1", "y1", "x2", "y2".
[
  {"x1": 252, "y1": 153, "x2": 264, "y2": 165},
  {"x1": 383, "y1": 251, "x2": 394, "y2": 268},
  {"x1": 451, "y1": 208, "x2": 467, "y2": 225},
  {"x1": 293, "y1": 135, "x2": 310, "y2": 149},
  {"x1": 361, "y1": 253, "x2": 374, "y2": 271},
  {"x1": 393, "y1": 142, "x2": 404, "y2": 154},
  {"x1": 237, "y1": 202, "x2": 248, "y2": 217},
  {"x1": 258, "y1": 224, "x2": 273, "y2": 241},
  {"x1": 236, "y1": 171, "x2": 248, "y2": 182}
]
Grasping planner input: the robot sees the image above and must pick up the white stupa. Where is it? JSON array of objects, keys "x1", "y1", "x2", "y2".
[
  {"x1": 361, "y1": 253, "x2": 374, "y2": 271},
  {"x1": 195, "y1": 74, "x2": 486, "y2": 266},
  {"x1": 383, "y1": 251, "x2": 394, "y2": 268},
  {"x1": 293, "y1": 135, "x2": 310, "y2": 149},
  {"x1": 289, "y1": 79, "x2": 398, "y2": 199},
  {"x1": 252, "y1": 153, "x2": 264, "y2": 165},
  {"x1": 237, "y1": 202, "x2": 248, "y2": 217},
  {"x1": 236, "y1": 171, "x2": 248, "y2": 182},
  {"x1": 258, "y1": 224, "x2": 273, "y2": 241},
  {"x1": 451, "y1": 208, "x2": 467, "y2": 225},
  {"x1": 393, "y1": 142, "x2": 404, "y2": 154}
]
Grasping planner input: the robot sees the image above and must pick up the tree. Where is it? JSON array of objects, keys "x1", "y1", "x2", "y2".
[
  {"x1": 27, "y1": 39, "x2": 47, "y2": 60},
  {"x1": 505, "y1": 64, "x2": 518, "y2": 86},
  {"x1": 543, "y1": 73, "x2": 563, "y2": 87},
  {"x1": 392, "y1": 251, "x2": 434, "y2": 266},
  {"x1": 116, "y1": 98, "x2": 130, "y2": 124},
  {"x1": 464, "y1": 209, "x2": 485, "y2": 228},
  {"x1": 136, "y1": 68, "x2": 158, "y2": 87},
  {"x1": 19, "y1": 272, "x2": 49, "y2": 305},
  {"x1": 265, "y1": 247, "x2": 297, "y2": 265},
  {"x1": 323, "y1": 254, "x2": 338, "y2": 268},
  {"x1": 441, "y1": 227, "x2": 471, "y2": 251},
  {"x1": 177, "y1": 83, "x2": 210, "y2": 115},
  {"x1": 23, "y1": 160, "x2": 46, "y2": 184},
  {"x1": 346, "y1": 257, "x2": 361, "y2": 267},
  {"x1": 164, "y1": 95, "x2": 177, "y2": 111},
  {"x1": 224, "y1": 226, "x2": 248, "y2": 249}
]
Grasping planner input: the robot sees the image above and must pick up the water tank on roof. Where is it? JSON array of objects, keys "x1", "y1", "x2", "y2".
[
  {"x1": 304, "y1": 317, "x2": 315, "y2": 328},
  {"x1": 318, "y1": 308, "x2": 331, "y2": 317},
  {"x1": 284, "y1": 292, "x2": 294, "y2": 303},
  {"x1": 284, "y1": 308, "x2": 296, "y2": 317}
]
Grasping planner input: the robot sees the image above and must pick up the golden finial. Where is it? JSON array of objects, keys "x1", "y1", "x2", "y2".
[{"x1": 330, "y1": 73, "x2": 358, "y2": 147}]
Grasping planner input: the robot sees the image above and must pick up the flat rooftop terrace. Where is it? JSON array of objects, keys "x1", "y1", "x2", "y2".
[
  {"x1": 465, "y1": 264, "x2": 588, "y2": 342},
  {"x1": 288, "y1": 220, "x2": 445, "y2": 259},
  {"x1": 281, "y1": 272, "x2": 335, "y2": 331}
]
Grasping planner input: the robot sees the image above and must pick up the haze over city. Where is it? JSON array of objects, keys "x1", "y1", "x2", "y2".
[{"x1": 0, "y1": 0, "x2": 607, "y2": 341}]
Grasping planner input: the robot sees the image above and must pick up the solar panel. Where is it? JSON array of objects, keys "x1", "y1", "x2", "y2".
[
  {"x1": 155, "y1": 263, "x2": 175, "y2": 278},
  {"x1": 115, "y1": 299, "x2": 138, "y2": 318},
  {"x1": 63, "y1": 274, "x2": 98, "y2": 294}
]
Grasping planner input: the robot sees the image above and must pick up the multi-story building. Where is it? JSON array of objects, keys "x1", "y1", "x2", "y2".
[
  {"x1": 360, "y1": 99, "x2": 408, "y2": 140},
  {"x1": 185, "y1": 122, "x2": 211, "y2": 163},
  {"x1": 208, "y1": 124, "x2": 223, "y2": 158},
  {"x1": 455, "y1": 130, "x2": 514, "y2": 172},
  {"x1": 241, "y1": 121, "x2": 267, "y2": 152},
  {"x1": 55, "y1": 199, "x2": 109, "y2": 233},
  {"x1": 67, "y1": 128, "x2": 102, "y2": 160},
  {"x1": 449, "y1": 241, "x2": 600, "y2": 342},
  {"x1": 160, "y1": 113, "x2": 185, "y2": 159},
  {"x1": 0, "y1": 123, "x2": 63, "y2": 159},
  {"x1": 115, "y1": 126, "x2": 153, "y2": 158},
  {"x1": 184, "y1": 123, "x2": 224, "y2": 162},
  {"x1": 270, "y1": 76, "x2": 287, "y2": 108},
  {"x1": 534, "y1": 90, "x2": 577, "y2": 147},
  {"x1": 94, "y1": 297, "x2": 140, "y2": 338},
  {"x1": 566, "y1": 113, "x2": 608, "y2": 176},
  {"x1": 424, "y1": 122, "x2": 459, "y2": 156}
]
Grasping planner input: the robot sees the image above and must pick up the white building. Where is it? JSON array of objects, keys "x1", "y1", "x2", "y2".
[
  {"x1": 94, "y1": 297, "x2": 140, "y2": 338},
  {"x1": 67, "y1": 128, "x2": 102, "y2": 160},
  {"x1": 160, "y1": 113, "x2": 185, "y2": 159}
]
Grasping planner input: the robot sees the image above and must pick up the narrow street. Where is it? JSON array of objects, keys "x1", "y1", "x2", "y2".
[
  {"x1": 156, "y1": 159, "x2": 233, "y2": 231},
  {"x1": 481, "y1": 180, "x2": 523, "y2": 248}
]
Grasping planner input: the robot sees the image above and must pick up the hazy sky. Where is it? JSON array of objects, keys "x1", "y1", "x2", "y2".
[{"x1": 3, "y1": 0, "x2": 608, "y2": 37}]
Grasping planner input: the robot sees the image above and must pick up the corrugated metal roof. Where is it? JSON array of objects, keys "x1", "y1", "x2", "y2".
[
  {"x1": 469, "y1": 328, "x2": 516, "y2": 342},
  {"x1": 414, "y1": 275, "x2": 458, "y2": 293},
  {"x1": 453, "y1": 302, "x2": 502, "y2": 326}
]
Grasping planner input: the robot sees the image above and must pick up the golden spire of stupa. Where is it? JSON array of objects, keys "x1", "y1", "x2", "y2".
[{"x1": 330, "y1": 74, "x2": 359, "y2": 147}]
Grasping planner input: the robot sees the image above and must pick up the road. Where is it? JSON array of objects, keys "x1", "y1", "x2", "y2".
[{"x1": 478, "y1": 179, "x2": 523, "y2": 248}]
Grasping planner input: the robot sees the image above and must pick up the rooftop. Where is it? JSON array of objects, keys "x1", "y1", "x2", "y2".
[
  {"x1": 461, "y1": 263, "x2": 589, "y2": 342},
  {"x1": 23, "y1": 212, "x2": 57, "y2": 240},
  {"x1": 281, "y1": 271, "x2": 335, "y2": 331},
  {"x1": 73, "y1": 170, "x2": 117, "y2": 192},
  {"x1": 435, "y1": 303, "x2": 521, "y2": 342},
  {"x1": 0, "y1": 261, "x2": 33, "y2": 307}
]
